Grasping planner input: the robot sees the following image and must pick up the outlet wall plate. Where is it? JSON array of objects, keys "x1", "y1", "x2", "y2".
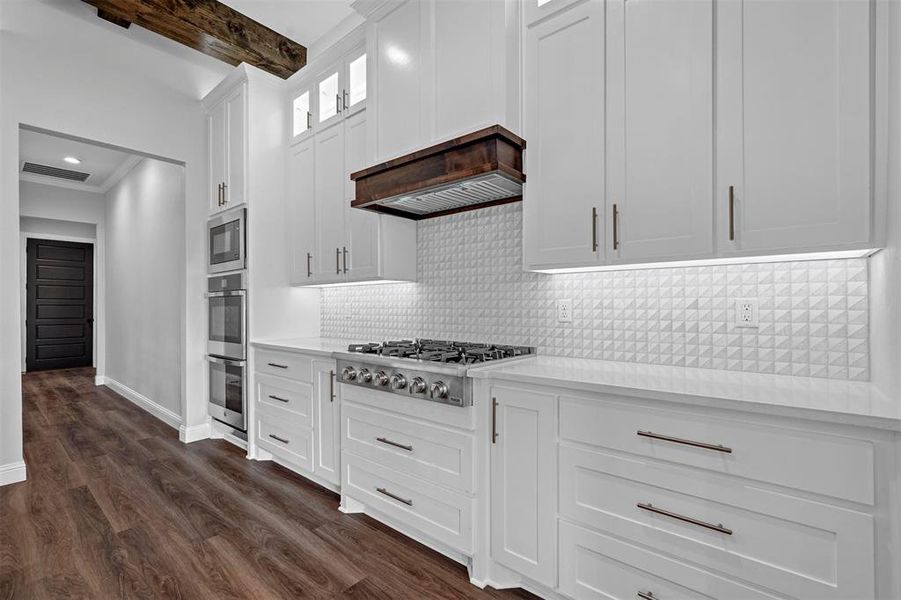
[
  {"x1": 557, "y1": 299, "x2": 572, "y2": 323},
  {"x1": 735, "y1": 299, "x2": 759, "y2": 328}
]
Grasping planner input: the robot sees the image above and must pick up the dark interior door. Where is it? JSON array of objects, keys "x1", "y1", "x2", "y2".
[{"x1": 26, "y1": 238, "x2": 94, "y2": 371}]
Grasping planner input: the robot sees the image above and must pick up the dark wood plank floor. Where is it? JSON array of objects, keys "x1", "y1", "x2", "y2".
[{"x1": 1, "y1": 368, "x2": 538, "y2": 600}]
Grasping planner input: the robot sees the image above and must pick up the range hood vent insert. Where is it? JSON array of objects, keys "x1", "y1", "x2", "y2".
[{"x1": 351, "y1": 125, "x2": 525, "y2": 220}]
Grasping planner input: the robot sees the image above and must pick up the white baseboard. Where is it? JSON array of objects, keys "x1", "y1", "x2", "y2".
[
  {"x1": 103, "y1": 377, "x2": 182, "y2": 430},
  {"x1": 179, "y1": 421, "x2": 211, "y2": 443},
  {"x1": 95, "y1": 375, "x2": 106, "y2": 386},
  {"x1": 0, "y1": 461, "x2": 27, "y2": 486}
]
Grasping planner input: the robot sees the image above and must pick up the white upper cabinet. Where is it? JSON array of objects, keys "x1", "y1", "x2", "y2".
[
  {"x1": 368, "y1": 0, "x2": 518, "y2": 164},
  {"x1": 606, "y1": 0, "x2": 713, "y2": 263},
  {"x1": 318, "y1": 64, "x2": 343, "y2": 129},
  {"x1": 717, "y1": 0, "x2": 873, "y2": 255},
  {"x1": 207, "y1": 82, "x2": 247, "y2": 215},
  {"x1": 288, "y1": 137, "x2": 316, "y2": 284},
  {"x1": 291, "y1": 87, "x2": 313, "y2": 143},
  {"x1": 522, "y1": 0, "x2": 605, "y2": 270},
  {"x1": 344, "y1": 110, "x2": 381, "y2": 281},
  {"x1": 314, "y1": 121, "x2": 347, "y2": 285}
]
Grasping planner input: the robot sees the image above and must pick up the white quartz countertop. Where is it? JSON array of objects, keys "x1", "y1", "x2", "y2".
[
  {"x1": 251, "y1": 337, "x2": 355, "y2": 357},
  {"x1": 469, "y1": 356, "x2": 901, "y2": 432}
]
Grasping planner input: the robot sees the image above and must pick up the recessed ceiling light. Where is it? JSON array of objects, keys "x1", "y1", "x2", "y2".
[{"x1": 63, "y1": 156, "x2": 81, "y2": 165}]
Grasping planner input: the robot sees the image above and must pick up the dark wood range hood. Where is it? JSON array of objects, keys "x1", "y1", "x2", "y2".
[{"x1": 350, "y1": 125, "x2": 526, "y2": 220}]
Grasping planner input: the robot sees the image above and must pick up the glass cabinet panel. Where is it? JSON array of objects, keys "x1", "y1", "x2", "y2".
[
  {"x1": 293, "y1": 90, "x2": 311, "y2": 137},
  {"x1": 348, "y1": 53, "x2": 367, "y2": 107},
  {"x1": 319, "y1": 71, "x2": 340, "y2": 123}
]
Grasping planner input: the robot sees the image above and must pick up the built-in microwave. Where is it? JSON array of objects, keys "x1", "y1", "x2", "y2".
[
  {"x1": 208, "y1": 208, "x2": 246, "y2": 274},
  {"x1": 207, "y1": 272, "x2": 246, "y2": 359},
  {"x1": 207, "y1": 355, "x2": 246, "y2": 431}
]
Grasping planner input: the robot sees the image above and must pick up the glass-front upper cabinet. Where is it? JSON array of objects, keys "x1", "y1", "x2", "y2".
[
  {"x1": 318, "y1": 67, "x2": 341, "y2": 126},
  {"x1": 345, "y1": 50, "x2": 367, "y2": 115},
  {"x1": 292, "y1": 89, "x2": 312, "y2": 140}
]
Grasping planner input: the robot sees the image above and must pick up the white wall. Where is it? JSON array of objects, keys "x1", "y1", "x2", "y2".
[
  {"x1": 0, "y1": 0, "x2": 231, "y2": 477},
  {"x1": 104, "y1": 159, "x2": 184, "y2": 416},
  {"x1": 19, "y1": 179, "x2": 105, "y2": 223},
  {"x1": 20, "y1": 216, "x2": 96, "y2": 240}
]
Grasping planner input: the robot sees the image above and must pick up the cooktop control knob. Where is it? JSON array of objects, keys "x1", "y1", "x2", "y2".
[
  {"x1": 429, "y1": 381, "x2": 449, "y2": 399},
  {"x1": 358, "y1": 368, "x2": 372, "y2": 383},
  {"x1": 390, "y1": 373, "x2": 407, "y2": 390},
  {"x1": 410, "y1": 377, "x2": 427, "y2": 394},
  {"x1": 373, "y1": 371, "x2": 389, "y2": 387},
  {"x1": 342, "y1": 366, "x2": 357, "y2": 381}
]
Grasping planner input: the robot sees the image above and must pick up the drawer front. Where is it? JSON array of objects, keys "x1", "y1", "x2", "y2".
[
  {"x1": 559, "y1": 521, "x2": 781, "y2": 600},
  {"x1": 342, "y1": 453, "x2": 473, "y2": 554},
  {"x1": 559, "y1": 394, "x2": 875, "y2": 505},
  {"x1": 560, "y1": 445, "x2": 875, "y2": 600},
  {"x1": 340, "y1": 384, "x2": 474, "y2": 431},
  {"x1": 256, "y1": 374, "x2": 313, "y2": 422},
  {"x1": 255, "y1": 349, "x2": 312, "y2": 382},
  {"x1": 343, "y1": 402, "x2": 473, "y2": 492},
  {"x1": 256, "y1": 409, "x2": 314, "y2": 472}
]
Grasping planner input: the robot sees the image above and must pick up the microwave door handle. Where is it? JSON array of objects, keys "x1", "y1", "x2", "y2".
[
  {"x1": 206, "y1": 290, "x2": 247, "y2": 298},
  {"x1": 206, "y1": 356, "x2": 246, "y2": 367}
]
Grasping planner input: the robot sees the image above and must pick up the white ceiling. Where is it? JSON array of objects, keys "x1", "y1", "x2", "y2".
[
  {"x1": 220, "y1": 0, "x2": 356, "y2": 46},
  {"x1": 19, "y1": 129, "x2": 142, "y2": 193}
]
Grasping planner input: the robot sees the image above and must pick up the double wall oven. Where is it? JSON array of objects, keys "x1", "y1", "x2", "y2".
[{"x1": 207, "y1": 211, "x2": 248, "y2": 432}]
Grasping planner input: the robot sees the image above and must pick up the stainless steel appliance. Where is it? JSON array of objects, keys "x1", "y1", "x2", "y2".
[
  {"x1": 207, "y1": 272, "x2": 246, "y2": 359},
  {"x1": 336, "y1": 339, "x2": 535, "y2": 407},
  {"x1": 208, "y1": 207, "x2": 246, "y2": 274},
  {"x1": 207, "y1": 355, "x2": 246, "y2": 431}
]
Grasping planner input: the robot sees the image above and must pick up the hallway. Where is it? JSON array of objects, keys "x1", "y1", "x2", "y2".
[{"x1": 0, "y1": 368, "x2": 536, "y2": 599}]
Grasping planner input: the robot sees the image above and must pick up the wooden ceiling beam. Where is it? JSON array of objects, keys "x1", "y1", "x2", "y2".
[{"x1": 82, "y1": 0, "x2": 307, "y2": 79}]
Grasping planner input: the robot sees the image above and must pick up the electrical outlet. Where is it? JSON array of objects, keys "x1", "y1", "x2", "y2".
[
  {"x1": 735, "y1": 299, "x2": 758, "y2": 328},
  {"x1": 557, "y1": 299, "x2": 572, "y2": 323}
]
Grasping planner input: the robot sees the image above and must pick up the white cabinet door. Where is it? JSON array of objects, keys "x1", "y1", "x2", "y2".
[
  {"x1": 717, "y1": 0, "x2": 872, "y2": 254},
  {"x1": 606, "y1": 0, "x2": 713, "y2": 263},
  {"x1": 344, "y1": 48, "x2": 368, "y2": 118},
  {"x1": 317, "y1": 61, "x2": 344, "y2": 130},
  {"x1": 291, "y1": 87, "x2": 314, "y2": 144},
  {"x1": 373, "y1": 0, "x2": 424, "y2": 162},
  {"x1": 288, "y1": 138, "x2": 316, "y2": 284},
  {"x1": 344, "y1": 109, "x2": 380, "y2": 281},
  {"x1": 313, "y1": 360, "x2": 340, "y2": 486},
  {"x1": 522, "y1": 0, "x2": 606, "y2": 270},
  {"x1": 225, "y1": 85, "x2": 246, "y2": 209},
  {"x1": 490, "y1": 386, "x2": 556, "y2": 588},
  {"x1": 314, "y1": 122, "x2": 347, "y2": 284},
  {"x1": 208, "y1": 102, "x2": 227, "y2": 215}
]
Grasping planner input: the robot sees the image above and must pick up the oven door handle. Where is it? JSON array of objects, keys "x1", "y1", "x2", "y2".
[
  {"x1": 206, "y1": 290, "x2": 247, "y2": 298},
  {"x1": 206, "y1": 355, "x2": 246, "y2": 367}
]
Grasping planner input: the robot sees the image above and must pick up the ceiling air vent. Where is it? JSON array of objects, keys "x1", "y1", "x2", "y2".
[{"x1": 22, "y1": 162, "x2": 91, "y2": 182}]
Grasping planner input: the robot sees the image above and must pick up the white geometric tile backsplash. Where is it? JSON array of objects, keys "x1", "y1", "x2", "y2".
[{"x1": 322, "y1": 203, "x2": 869, "y2": 381}]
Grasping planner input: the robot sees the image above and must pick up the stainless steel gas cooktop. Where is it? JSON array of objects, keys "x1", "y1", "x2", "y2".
[{"x1": 336, "y1": 339, "x2": 535, "y2": 407}]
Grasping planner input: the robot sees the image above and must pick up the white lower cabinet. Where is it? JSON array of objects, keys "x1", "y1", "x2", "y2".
[
  {"x1": 477, "y1": 380, "x2": 889, "y2": 600},
  {"x1": 253, "y1": 349, "x2": 340, "y2": 491}
]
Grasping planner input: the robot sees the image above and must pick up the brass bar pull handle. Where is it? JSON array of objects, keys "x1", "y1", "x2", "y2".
[
  {"x1": 376, "y1": 487, "x2": 413, "y2": 506},
  {"x1": 307, "y1": 252, "x2": 312, "y2": 277},
  {"x1": 612, "y1": 203, "x2": 620, "y2": 250},
  {"x1": 491, "y1": 397, "x2": 499, "y2": 444},
  {"x1": 342, "y1": 247, "x2": 348, "y2": 274},
  {"x1": 637, "y1": 502, "x2": 733, "y2": 535},
  {"x1": 268, "y1": 395, "x2": 289, "y2": 403},
  {"x1": 218, "y1": 183, "x2": 224, "y2": 206},
  {"x1": 728, "y1": 185, "x2": 735, "y2": 241},
  {"x1": 336, "y1": 248, "x2": 341, "y2": 274},
  {"x1": 329, "y1": 370, "x2": 335, "y2": 402},
  {"x1": 267, "y1": 363, "x2": 288, "y2": 369},
  {"x1": 376, "y1": 437, "x2": 413, "y2": 452},
  {"x1": 591, "y1": 207, "x2": 598, "y2": 252},
  {"x1": 637, "y1": 430, "x2": 732, "y2": 454},
  {"x1": 268, "y1": 434, "x2": 289, "y2": 445},
  {"x1": 637, "y1": 592, "x2": 658, "y2": 600}
]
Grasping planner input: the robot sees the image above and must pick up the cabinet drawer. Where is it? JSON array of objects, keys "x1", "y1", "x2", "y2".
[
  {"x1": 342, "y1": 453, "x2": 473, "y2": 554},
  {"x1": 343, "y1": 402, "x2": 473, "y2": 492},
  {"x1": 559, "y1": 521, "x2": 780, "y2": 600},
  {"x1": 255, "y1": 349, "x2": 312, "y2": 382},
  {"x1": 256, "y1": 409, "x2": 313, "y2": 473},
  {"x1": 560, "y1": 445, "x2": 874, "y2": 600},
  {"x1": 559, "y1": 394, "x2": 875, "y2": 504},
  {"x1": 256, "y1": 374, "x2": 313, "y2": 423}
]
